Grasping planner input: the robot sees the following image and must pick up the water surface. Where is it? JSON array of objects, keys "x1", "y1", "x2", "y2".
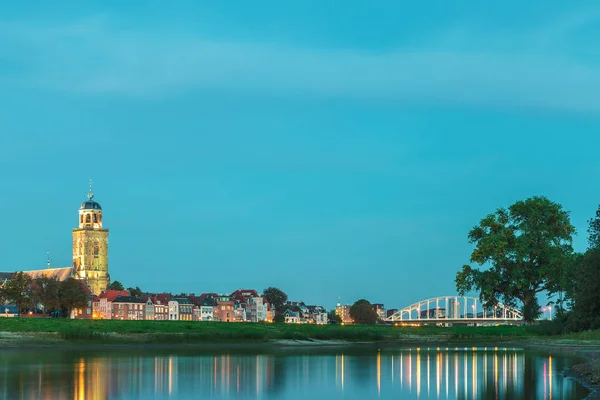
[{"x1": 0, "y1": 346, "x2": 589, "y2": 399}]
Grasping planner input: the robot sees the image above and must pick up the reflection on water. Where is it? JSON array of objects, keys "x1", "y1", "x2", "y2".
[{"x1": 0, "y1": 347, "x2": 588, "y2": 399}]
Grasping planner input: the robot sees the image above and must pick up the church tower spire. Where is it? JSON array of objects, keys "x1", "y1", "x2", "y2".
[{"x1": 72, "y1": 180, "x2": 110, "y2": 295}]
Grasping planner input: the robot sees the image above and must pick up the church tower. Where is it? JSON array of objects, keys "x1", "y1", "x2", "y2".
[{"x1": 72, "y1": 181, "x2": 109, "y2": 295}]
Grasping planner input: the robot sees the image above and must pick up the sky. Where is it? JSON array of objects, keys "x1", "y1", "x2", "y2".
[{"x1": 1, "y1": 2, "x2": 600, "y2": 310}]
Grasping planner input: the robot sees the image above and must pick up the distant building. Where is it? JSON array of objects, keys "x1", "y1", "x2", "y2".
[
  {"x1": 112, "y1": 296, "x2": 145, "y2": 320},
  {"x1": 336, "y1": 300, "x2": 353, "y2": 324},
  {"x1": 234, "y1": 305, "x2": 247, "y2": 322},
  {"x1": 72, "y1": 182, "x2": 109, "y2": 295},
  {"x1": 372, "y1": 303, "x2": 386, "y2": 320},
  {"x1": 214, "y1": 295, "x2": 235, "y2": 322},
  {"x1": 168, "y1": 300, "x2": 180, "y2": 321},
  {"x1": 448, "y1": 298, "x2": 460, "y2": 319},
  {"x1": 144, "y1": 297, "x2": 156, "y2": 320},
  {"x1": 305, "y1": 305, "x2": 328, "y2": 324},
  {"x1": 200, "y1": 306, "x2": 214, "y2": 321},
  {"x1": 0, "y1": 182, "x2": 111, "y2": 297},
  {"x1": 193, "y1": 306, "x2": 202, "y2": 321},
  {"x1": 175, "y1": 298, "x2": 193, "y2": 321},
  {"x1": 248, "y1": 297, "x2": 268, "y2": 322},
  {"x1": 283, "y1": 309, "x2": 300, "y2": 324}
]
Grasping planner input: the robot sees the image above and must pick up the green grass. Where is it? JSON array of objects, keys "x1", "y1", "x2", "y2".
[
  {"x1": 559, "y1": 330, "x2": 600, "y2": 341},
  {"x1": 0, "y1": 318, "x2": 542, "y2": 344}
]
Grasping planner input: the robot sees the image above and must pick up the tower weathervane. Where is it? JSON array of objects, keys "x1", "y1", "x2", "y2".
[{"x1": 88, "y1": 179, "x2": 94, "y2": 200}]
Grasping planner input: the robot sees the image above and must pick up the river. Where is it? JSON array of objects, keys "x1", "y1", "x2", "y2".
[{"x1": 0, "y1": 346, "x2": 590, "y2": 399}]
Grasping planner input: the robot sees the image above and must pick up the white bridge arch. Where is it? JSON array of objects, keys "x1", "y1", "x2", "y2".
[{"x1": 384, "y1": 296, "x2": 523, "y2": 324}]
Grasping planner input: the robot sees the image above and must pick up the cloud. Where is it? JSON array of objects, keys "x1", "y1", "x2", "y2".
[{"x1": 2, "y1": 13, "x2": 600, "y2": 112}]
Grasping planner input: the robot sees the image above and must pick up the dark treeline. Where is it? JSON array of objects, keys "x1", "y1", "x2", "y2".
[
  {"x1": 0, "y1": 275, "x2": 88, "y2": 318},
  {"x1": 560, "y1": 205, "x2": 600, "y2": 332}
]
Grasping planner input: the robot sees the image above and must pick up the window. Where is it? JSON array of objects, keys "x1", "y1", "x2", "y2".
[
  {"x1": 80, "y1": 215, "x2": 83, "y2": 223},
  {"x1": 85, "y1": 214, "x2": 91, "y2": 223},
  {"x1": 94, "y1": 245, "x2": 99, "y2": 256}
]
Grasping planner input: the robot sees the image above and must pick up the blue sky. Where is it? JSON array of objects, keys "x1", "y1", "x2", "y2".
[{"x1": 1, "y1": 2, "x2": 600, "y2": 309}]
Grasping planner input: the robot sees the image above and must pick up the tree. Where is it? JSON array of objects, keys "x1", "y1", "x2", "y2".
[
  {"x1": 263, "y1": 287, "x2": 288, "y2": 313},
  {"x1": 59, "y1": 278, "x2": 89, "y2": 318},
  {"x1": 588, "y1": 205, "x2": 600, "y2": 250},
  {"x1": 3, "y1": 272, "x2": 33, "y2": 317},
  {"x1": 569, "y1": 250, "x2": 600, "y2": 330},
  {"x1": 455, "y1": 196, "x2": 575, "y2": 322},
  {"x1": 31, "y1": 276, "x2": 60, "y2": 315},
  {"x1": 565, "y1": 205, "x2": 600, "y2": 331},
  {"x1": 108, "y1": 281, "x2": 124, "y2": 291},
  {"x1": 350, "y1": 299, "x2": 378, "y2": 324},
  {"x1": 127, "y1": 286, "x2": 143, "y2": 297},
  {"x1": 328, "y1": 310, "x2": 342, "y2": 324},
  {"x1": 273, "y1": 312, "x2": 285, "y2": 323}
]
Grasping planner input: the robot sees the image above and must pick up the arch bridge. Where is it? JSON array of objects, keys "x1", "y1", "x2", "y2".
[{"x1": 383, "y1": 296, "x2": 523, "y2": 325}]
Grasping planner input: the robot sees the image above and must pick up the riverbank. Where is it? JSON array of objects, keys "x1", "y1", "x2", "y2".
[{"x1": 0, "y1": 318, "x2": 531, "y2": 345}]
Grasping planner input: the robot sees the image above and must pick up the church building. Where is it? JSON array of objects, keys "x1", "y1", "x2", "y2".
[
  {"x1": 72, "y1": 183, "x2": 110, "y2": 295},
  {"x1": 0, "y1": 182, "x2": 110, "y2": 295}
]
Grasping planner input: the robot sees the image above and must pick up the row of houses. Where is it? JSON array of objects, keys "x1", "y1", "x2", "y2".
[
  {"x1": 282, "y1": 305, "x2": 328, "y2": 324},
  {"x1": 73, "y1": 288, "x2": 328, "y2": 324}
]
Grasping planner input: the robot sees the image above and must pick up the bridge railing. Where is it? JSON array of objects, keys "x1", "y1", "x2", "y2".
[{"x1": 384, "y1": 296, "x2": 523, "y2": 323}]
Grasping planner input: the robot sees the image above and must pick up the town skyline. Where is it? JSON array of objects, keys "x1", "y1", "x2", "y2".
[{"x1": 2, "y1": 2, "x2": 600, "y2": 311}]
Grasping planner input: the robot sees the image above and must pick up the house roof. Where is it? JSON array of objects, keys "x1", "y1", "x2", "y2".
[
  {"x1": 231, "y1": 289, "x2": 260, "y2": 302},
  {"x1": 23, "y1": 267, "x2": 75, "y2": 281},
  {"x1": 173, "y1": 298, "x2": 192, "y2": 304},
  {"x1": 102, "y1": 290, "x2": 130, "y2": 302},
  {"x1": 112, "y1": 296, "x2": 145, "y2": 304},
  {"x1": 156, "y1": 293, "x2": 171, "y2": 304}
]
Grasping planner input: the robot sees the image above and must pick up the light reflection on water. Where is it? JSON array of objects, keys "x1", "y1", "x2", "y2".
[{"x1": 0, "y1": 347, "x2": 588, "y2": 399}]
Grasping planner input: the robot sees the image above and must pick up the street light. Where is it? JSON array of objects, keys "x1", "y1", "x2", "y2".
[{"x1": 548, "y1": 306, "x2": 553, "y2": 320}]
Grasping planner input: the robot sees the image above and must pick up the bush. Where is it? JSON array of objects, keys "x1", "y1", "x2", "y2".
[
  {"x1": 58, "y1": 326, "x2": 103, "y2": 341},
  {"x1": 527, "y1": 319, "x2": 565, "y2": 336}
]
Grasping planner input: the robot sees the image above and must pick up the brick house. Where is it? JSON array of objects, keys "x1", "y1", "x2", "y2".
[
  {"x1": 214, "y1": 295, "x2": 235, "y2": 322},
  {"x1": 155, "y1": 300, "x2": 168, "y2": 320},
  {"x1": 112, "y1": 296, "x2": 145, "y2": 320}
]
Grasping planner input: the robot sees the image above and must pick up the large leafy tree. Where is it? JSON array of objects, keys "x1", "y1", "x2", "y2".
[
  {"x1": 263, "y1": 287, "x2": 288, "y2": 313},
  {"x1": 588, "y1": 205, "x2": 600, "y2": 250},
  {"x1": 3, "y1": 272, "x2": 33, "y2": 317},
  {"x1": 328, "y1": 310, "x2": 342, "y2": 324},
  {"x1": 108, "y1": 280, "x2": 124, "y2": 291},
  {"x1": 455, "y1": 196, "x2": 575, "y2": 322},
  {"x1": 59, "y1": 278, "x2": 89, "y2": 318},
  {"x1": 31, "y1": 276, "x2": 61, "y2": 315},
  {"x1": 127, "y1": 286, "x2": 143, "y2": 297},
  {"x1": 350, "y1": 299, "x2": 378, "y2": 324}
]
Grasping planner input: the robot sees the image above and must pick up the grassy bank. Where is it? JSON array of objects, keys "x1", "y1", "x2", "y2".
[{"x1": 0, "y1": 318, "x2": 537, "y2": 345}]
